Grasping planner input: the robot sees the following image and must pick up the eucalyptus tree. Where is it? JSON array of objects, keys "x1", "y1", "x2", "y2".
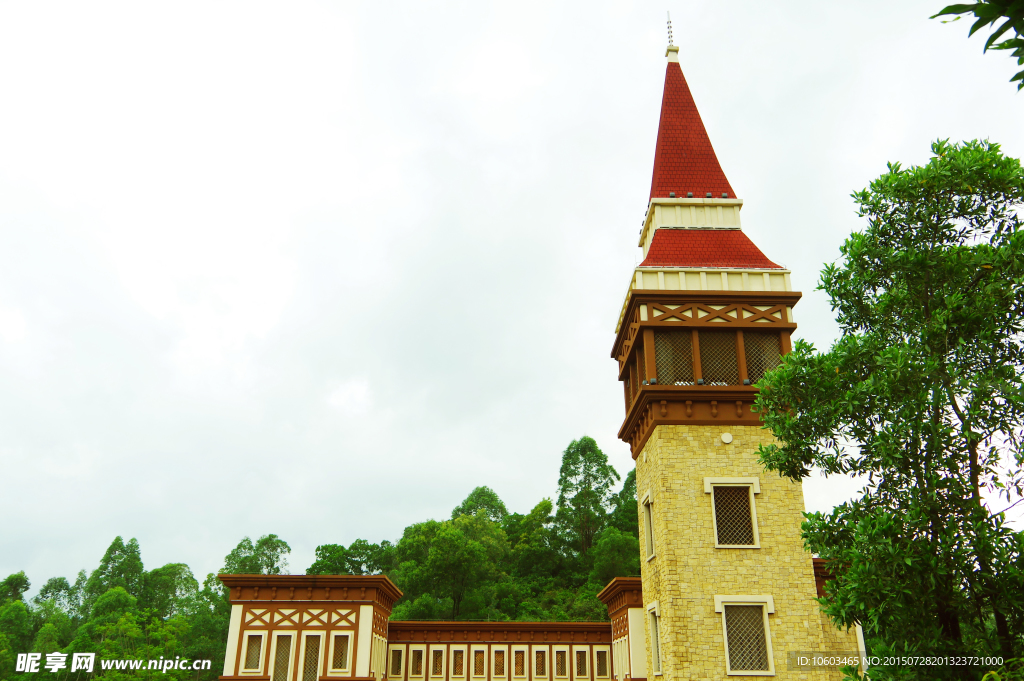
[{"x1": 755, "y1": 140, "x2": 1024, "y2": 678}]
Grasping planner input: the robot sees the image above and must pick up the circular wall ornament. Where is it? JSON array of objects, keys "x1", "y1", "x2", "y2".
[{"x1": 721, "y1": 432, "x2": 734, "y2": 444}]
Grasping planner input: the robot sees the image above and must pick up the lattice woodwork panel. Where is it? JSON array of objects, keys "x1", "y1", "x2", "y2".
[
  {"x1": 392, "y1": 650, "x2": 404, "y2": 677},
  {"x1": 474, "y1": 651, "x2": 485, "y2": 676},
  {"x1": 432, "y1": 650, "x2": 444, "y2": 676},
  {"x1": 744, "y1": 331, "x2": 781, "y2": 384},
  {"x1": 495, "y1": 651, "x2": 505, "y2": 676},
  {"x1": 303, "y1": 636, "x2": 321, "y2": 681},
  {"x1": 244, "y1": 635, "x2": 262, "y2": 669},
  {"x1": 724, "y1": 605, "x2": 770, "y2": 671},
  {"x1": 714, "y1": 486, "x2": 755, "y2": 545},
  {"x1": 535, "y1": 651, "x2": 545, "y2": 676},
  {"x1": 654, "y1": 330, "x2": 693, "y2": 385},
  {"x1": 515, "y1": 651, "x2": 525, "y2": 676},
  {"x1": 272, "y1": 636, "x2": 292, "y2": 681},
  {"x1": 556, "y1": 652, "x2": 566, "y2": 677},
  {"x1": 699, "y1": 330, "x2": 739, "y2": 385},
  {"x1": 412, "y1": 650, "x2": 423, "y2": 676},
  {"x1": 596, "y1": 651, "x2": 607, "y2": 677},
  {"x1": 333, "y1": 635, "x2": 349, "y2": 670},
  {"x1": 575, "y1": 651, "x2": 587, "y2": 676},
  {"x1": 454, "y1": 650, "x2": 464, "y2": 676}
]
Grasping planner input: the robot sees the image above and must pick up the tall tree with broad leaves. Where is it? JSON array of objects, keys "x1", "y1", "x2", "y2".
[
  {"x1": 555, "y1": 436, "x2": 620, "y2": 557},
  {"x1": 754, "y1": 140, "x2": 1024, "y2": 679},
  {"x1": 452, "y1": 486, "x2": 509, "y2": 523},
  {"x1": 933, "y1": 1, "x2": 1024, "y2": 89},
  {"x1": 222, "y1": 534, "x2": 292, "y2": 575},
  {"x1": 85, "y1": 536, "x2": 145, "y2": 607}
]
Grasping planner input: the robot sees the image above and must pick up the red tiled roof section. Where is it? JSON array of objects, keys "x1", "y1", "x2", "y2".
[
  {"x1": 640, "y1": 229, "x2": 783, "y2": 269},
  {"x1": 650, "y1": 62, "x2": 735, "y2": 200}
]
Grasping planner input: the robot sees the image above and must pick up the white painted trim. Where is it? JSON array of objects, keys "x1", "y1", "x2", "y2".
[
  {"x1": 704, "y1": 477, "x2": 761, "y2": 493},
  {"x1": 356, "y1": 604, "x2": 373, "y2": 678},
  {"x1": 714, "y1": 595, "x2": 775, "y2": 613},
  {"x1": 223, "y1": 604, "x2": 243, "y2": 676}
]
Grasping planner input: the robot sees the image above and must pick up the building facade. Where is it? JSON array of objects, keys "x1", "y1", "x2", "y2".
[{"x1": 217, "y1": 41, "x2": 862, "y2": 681}]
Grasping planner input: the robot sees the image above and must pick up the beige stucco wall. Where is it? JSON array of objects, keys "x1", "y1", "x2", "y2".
[{"x1": 634, "y1": 424, "x2": 850, "y2": 679}]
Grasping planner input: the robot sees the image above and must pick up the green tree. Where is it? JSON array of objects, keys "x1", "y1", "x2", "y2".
[
  {"x1": 555, "y1": 436, "x2": 620, "y2": 557},
  {"x1": 588, "y1": 527, "x2": 640, "y2": 586},
  {"x1": 85, "y1": 537, "x2": 145, "y2": 606},
  {"x1": 0, "y1": 572, "x2": 30, "y2": 602},
  {"x1": 607, "y1": 469, "x2": 639, "y2": 538},
  {"x1": 307, "y1": 544, "x2": 354, "y2": 575},
  {"x1": 222, "y1": 534, "x2": 291, "y2": 575},
  {"x1": 934, "y1": 1, "x2": 1024, "y2": 89},
  {"x1": 140, "y1": 563, "x2": 199, "y2": 619},
  {"x1": 452, "y1": 486, "x2": 509, "y2": 523},
  {"x1": 754, "y1": 140, "x2": 1024, "y2": 679}
]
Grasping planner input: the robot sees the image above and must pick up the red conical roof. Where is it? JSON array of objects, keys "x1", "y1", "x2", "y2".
[{"x1": 649, "y1": 61, "x2": 735, "y2": 200}]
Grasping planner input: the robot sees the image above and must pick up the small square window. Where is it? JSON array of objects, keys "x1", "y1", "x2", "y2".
[{"x1": 705, "y1": 479, "x2": 761, "y2": 549}]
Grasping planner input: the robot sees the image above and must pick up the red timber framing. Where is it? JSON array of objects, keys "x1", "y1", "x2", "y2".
[
  {"x1": 219, "y1": 574, "x2": 402, "y2": 681},
  {"x1": 612, "y1": 289, "x2": 801, "y2": 457}
]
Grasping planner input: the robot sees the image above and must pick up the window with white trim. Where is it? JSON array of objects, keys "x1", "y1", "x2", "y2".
[
  {"x1": 647, "y1": 610, "x2": 663, "y2": 675},
  {"x1": 243, "y1": 634, "x2": 263, "y2": 670},
  {"x1": 715, "y1": 595, "x2": 775, "y2": 676},
  {"x1": 642, "y1": 492, "x2": 655, "y2": 558},
  {"x1": 331, "y1": 634, "x2": 350, "y2": 671},
  {"x1": 704, "y1": 478, "x2": 761, "y2": 548},
  {"x1": 392, "y1": 649, "x2": 404, "y2": 677}
]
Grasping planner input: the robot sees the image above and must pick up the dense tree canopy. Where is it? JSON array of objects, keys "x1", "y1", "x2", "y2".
[
  {"x1": 1, "y1": 436, "x2": 638, "y2": 678},
  {"x1": 755, "y1": 139, "x2": 1024, "y2": 680}
]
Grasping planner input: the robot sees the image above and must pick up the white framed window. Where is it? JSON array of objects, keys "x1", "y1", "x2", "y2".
[
  {"x1": 715, "y1": 595, "x2": 775, "y2": 676},
  {"x1": 647, "y1": 601, "x2": 662, "y2": 676},
  {"x1": 410, "y1": 647, "x2": 426, "y2": 677},
  {"x1": 391, "y1": 647, "x2": 405, "y2": 679},
  {"x1": 574, "y1": 650, "x2": 587, "y2": 678},
  {"x1": 300, "y1": 633, "x2": 323, "y2": 681},
  {"x1": 430, "y1": 648, "x2": 446, "y2": 678},
  {"x1": 512, "y1": 647, "x2": 528, "y2": 678},
  {"x1": 241, "y1": 631, "x2": 267, "y2": 674},
  {"x1": 492, "y1": 648, "x2": 507, "y2": 678},
  {"x1": 472, "y1": 648, "x2": 487, "y2": 677},
  {"x1": 641, "y1": 490, "x2": 656, "y2": 559},
  {"x1": 554, "y1": 649, "x2": 568, "y2": 678},
  {"x1": 451, "y1": 647, "x2": 467, "y2": 678},
  {"x1": 595, "y1": 650, "x2": 609, "y2": 678},
  {"x1": 704, "y1": 478, "x2": 761, "y2": 548},
  {"x1": 269, "y1": 632, "x2": 295, "y2": 681},
  {"x1": 329, "y1": 633, "x2": 352, "y2": 672},
  {"x1": 534, "y1": 649, "x2": 547, "y2": 678}
]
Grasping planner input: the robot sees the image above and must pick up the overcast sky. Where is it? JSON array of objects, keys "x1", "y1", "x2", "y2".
[{"x1": 1, "y1": 1, "x2": 1022, "y2": 588}]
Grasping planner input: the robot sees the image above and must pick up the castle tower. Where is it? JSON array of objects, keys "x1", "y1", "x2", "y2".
[{"x1": 612, "y1": 44, "x2": 858, "y2": 679}]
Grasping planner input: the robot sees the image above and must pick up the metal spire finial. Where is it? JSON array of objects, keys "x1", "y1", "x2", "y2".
[{"x1": 667, "y1": 11, "x2": 674, "y2": 46}]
